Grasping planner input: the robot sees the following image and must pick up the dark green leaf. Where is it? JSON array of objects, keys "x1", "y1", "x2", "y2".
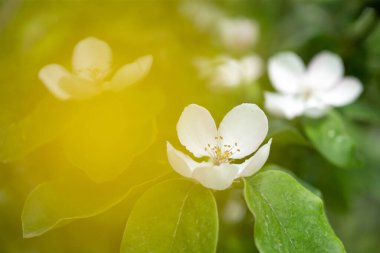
[{"x1": 342, "y1": 102, "x2": 380, "y2": 125}]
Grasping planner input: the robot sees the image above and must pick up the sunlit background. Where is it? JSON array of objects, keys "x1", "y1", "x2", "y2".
[{"x1": 1, "y1": 0, "x2": 380, "y2": 252}]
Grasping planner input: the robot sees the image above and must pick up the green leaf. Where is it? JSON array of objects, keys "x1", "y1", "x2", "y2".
[
  {"x1": 121, "y1": 179, "x2": 218, "y2": 253},
  {"x1": 342, "y1": 102, "x2": 380, "y2": 125},
  {"x1": 349, "y1": 7, "x2": 377, "y2": 41},
  {"x1": 0, "y1": 96, "x2": 74, "y2": 163},
  {"x1": 62, "y1": 88, "x2": 164, "y2": 182},
  {"x1": 303, "y1": 111, "x2": 360, "y2": 168},
  {"x1": 244, "y1": 168, "x2": 345, "y2": 253},
  {"x1": 268, "y1": 118, "x2": 308, "y2": 147},
  {"x1": 22, "y1": 160, "x2": 171, "y2": 238},
  {"x1": 261, "y1": 164, "x2": 322, "y2": 198}
]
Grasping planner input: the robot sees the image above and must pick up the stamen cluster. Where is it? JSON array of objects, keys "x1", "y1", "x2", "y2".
[{"x1": 204, "y1": 136, "x2": 240, "y2": 165}]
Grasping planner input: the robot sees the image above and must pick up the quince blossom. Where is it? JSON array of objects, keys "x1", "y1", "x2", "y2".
[
  {"x1": 265, "y1": 51, "x2": 363, "y2": 119},
  {"x1": 217, "y1": 17, "x2": 259, "y2": 52},
  {"x1": 179, "y1": 1, "x2": 224, "y2": 32},
  {"x1": 195, "y1": 55, "x2": 263, "y2": 89},
  {"x1": 167, "y1": 103, "x2": 271, "y2": 190},
  {"x1": 180, "y1": 1, "x2": 259, "y2": 52},
  {"x1": 39, "y1": 37, "x2": 152, "y2": 100}
]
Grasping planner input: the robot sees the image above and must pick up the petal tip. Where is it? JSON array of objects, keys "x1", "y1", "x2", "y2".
[
  {"x1": 38, "y1": 64, "x2": 71, "y2": 100},
  {"x1": 77, "y1": 36, "x2": 108, "y2": 46},
  {"x1": 136, "y1": 54, "x2": 154, "y2": 74},
  {"x1": 176, "y1": 104, "x2": 217, "y2": 158}
]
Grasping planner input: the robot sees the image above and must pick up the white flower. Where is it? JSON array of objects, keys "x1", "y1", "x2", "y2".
[
  {"x1": 222, "y1": 197, "x2": 247, "y2": 224},
  {"x1": 179, "y1": 1, "x2": 224, "y2": 32},
  {"x1": 217, "y1": 17, "x2": 259, "y2": 52},
  {"x1": 39, "y1": 37, "x2": 153, "y2": 100},
  {"x1": 195, "y1": 55, "x2": 263, "y2": 89},
  {"x1": 167, "y1": 103, "x2": 272, "y2": 190},
  {"x1": 179, "y1": 1, "x2": 259, "y2": 52},
  {"x1": 265, "y1": 51, "x2": 363, "y2": 119},
  {"x1": 222, "y1": 190, "x2": 247, "y2": 223}
]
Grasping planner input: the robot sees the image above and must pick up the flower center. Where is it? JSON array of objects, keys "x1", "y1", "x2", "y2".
[
  {"x1": 298, "y1": 82, "x2": 314, "y2": 101},
  {"x1": 302, "y1": 88, "x2": 313, "y2": 101},
  {"x1": 79, "y1": 66, "x2": 109, "y2": 82},
  {"x1": 204, "y1": 136, "x2": 240, "y2": 165}
]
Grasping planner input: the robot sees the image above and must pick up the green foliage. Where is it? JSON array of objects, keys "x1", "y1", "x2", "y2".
[
  {"x1": 244, "y1": 167, "x2": 345, "y2": 253},
  {"x1": 22, "y1": 159, "x2": 170, "y2": 238},
  {"x1": 0, "y1": 96, "x2": 74, "y2": 163},
  {"x1": 303, "y1": 111, "x2": 360, "y2": 168},
  {"x1": 268, "y1": 118, "x2": 309, "y2": 146},
  {"x1": 0, "y1": 87, "x2": 164, "y2": 184},
  {"x1": 121, "y1": 179, "x2": 218, "y2": 253},
  {"x1": 1, "y1": 0, "x2": 380, "y2": 252},
  {"x1": 342, "y1": 102, "x2": 380, "y2": 125}
]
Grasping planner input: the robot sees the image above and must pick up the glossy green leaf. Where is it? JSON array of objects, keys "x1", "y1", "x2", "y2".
[
  {"x1": 303, "y1": 111, "x2": 360, "y2": 168},
  {"x1": 244, "y1": 168, "x2": 345, "y2": 253},
  {"x1": 121, "y1": 179, "x2": 218, "y2": 253},
  {"x1": 0, "y1": 96, "x2": 74, "y2": 163},
  {"x1": 22, "y1": 160, "x2": 171, "y2": 238},
  {"x1": 261, "y1": 164, "x2": 322, "y2": 198}
]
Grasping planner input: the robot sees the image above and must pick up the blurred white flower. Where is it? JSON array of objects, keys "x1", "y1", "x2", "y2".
[
  {"x1": 179, "y1": 1, "x2": 224, "y2": 32},
  {"x1": 222, "y1": 191, "x2": 247, "y2": 223},
  {"x1": 167, "y1": 103, "x2": 271, "y2": 190},
  {"x1": 39, "y1": 37, "x2": 152, "y2": 100},
  {"x1": 179, "y1": 1, "x2": 259, "y2": 52},
  {"x1": 195, "y1": 55, "x2": 263, "y2": 89},
  {"x1": 217, "y1": 17, "x2": 259, "y2": 52},
  {"x1": 265, "y1": 51, "x2": 363, "y2": 119}
]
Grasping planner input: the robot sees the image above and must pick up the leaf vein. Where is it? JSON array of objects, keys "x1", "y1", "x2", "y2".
[
  {"x1": 168, "y1": 184, "x2": 195, "y2": 253},
  {"x1": 256, "y1": 191, "x2": 297, "y2": 253}
]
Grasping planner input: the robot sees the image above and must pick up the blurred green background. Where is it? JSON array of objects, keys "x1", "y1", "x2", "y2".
[{"x1": 1, "y1": 0, "x2": 380, "y2": 252}]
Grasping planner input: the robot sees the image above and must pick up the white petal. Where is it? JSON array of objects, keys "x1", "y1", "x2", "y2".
[
  {"x1": 237, "y1": 139, "x2": 272, "y2": 178},
  {"x1": 218, "y1": 103, "x2": 268, "y2": 159},
  {"x1": 104, "y1": 55, "x2": 153, "y2": 91},
  {"x1": 268, "y1": 52, "x2": 305, "y2": 94},
  {"x1": 72, "y1": 37, "x2": 112, "y2": 81},
  {"x1": 239, "y1": 55, "x2": 263, "y2": 83},
  {"x1": 306, "y1": 51, "x2": 344, "y2": 91},
  {"x1": 211, "y1": 59, "x2": 242, "y2": 88},
  {"x1": 177, "y1": 104, "x2": 218, "y2": 158},
  {"x1": 218, "y1": 18, "x2": 259, "y2": 51},
  {"x1": 304, "y1": 107, "x2": 329, "y2": 118},
  {"x1": 264, "y1": 92, "x2": 305, "y2": 119},
  {"x1": 304, "y1": 97, "x2": 329, "y2": 118},
  {"x1": 192, "y1": 164, "x2": 240, "y2": 190},
  {"x1": 38, "y1": 64, "x2": 71, "y2": 100},
  {"x1": 166, "y1": 142, "x2": 204, "y2": 178},
  {"x1": 59, "y1": 75, "x2": 102, "y2": 100},
  {"x1": 319, "y1": 77, "x2": 363, "y2": 106},
  {"x1": 193, "y1": 57, "x2": 213, "y2": 79},
  {"x1": 179, "y1": 1, "x2": 224, "y2": 32}
]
